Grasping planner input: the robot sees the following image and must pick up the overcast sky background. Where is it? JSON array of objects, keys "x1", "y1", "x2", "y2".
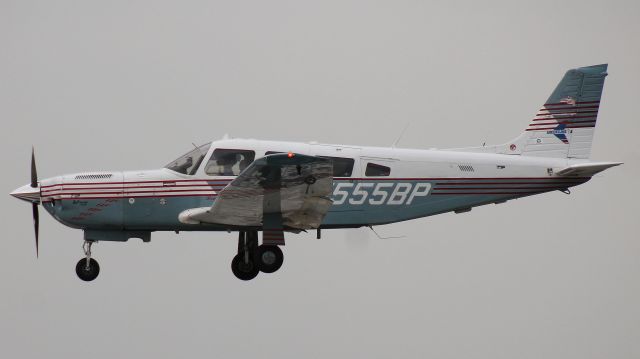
[{"x1": 1, "y1": 1, "x2": 639, "y2": 358}]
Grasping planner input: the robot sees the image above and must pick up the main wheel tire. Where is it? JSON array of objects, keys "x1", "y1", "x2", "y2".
[
  {"x1": 231, "y1": 252, "x2": 259, "y2": 281},
  {"x1": 75, "y1": 258, "x2": 100, "y2": 281},
  {"x1": 257, "y1": 245, "x2": 284, "y2": 274}
]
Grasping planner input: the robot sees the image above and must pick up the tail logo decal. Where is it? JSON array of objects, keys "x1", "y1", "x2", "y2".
[{"x1": 547, "y1": 124, "x2": 570, "y2": 144}]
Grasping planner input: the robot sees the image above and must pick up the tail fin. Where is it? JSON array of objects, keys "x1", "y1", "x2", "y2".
[{"x1": 503, "y1": 64, "x2": 608, "y2": 158}]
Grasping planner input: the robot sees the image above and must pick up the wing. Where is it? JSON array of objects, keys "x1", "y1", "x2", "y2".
[{"x1": 179, "y1": 153, "x2": 333, "y2": 230}]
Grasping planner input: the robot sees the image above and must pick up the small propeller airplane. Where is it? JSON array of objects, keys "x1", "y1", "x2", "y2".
[{"x1": 11, "y1": 64, "x2": 621, "y2": 281}]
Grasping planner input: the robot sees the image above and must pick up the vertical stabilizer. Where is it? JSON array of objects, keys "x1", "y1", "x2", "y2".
[{"x1": 506, "y1": 64, "x2": 608, "y2": 158}]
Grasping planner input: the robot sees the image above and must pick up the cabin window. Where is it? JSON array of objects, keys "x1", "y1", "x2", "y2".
[
  {"x1": 265, "y1": 152, "x2": 354, "y2": 177},
  {"x1": 322, "y1": 156, "x2": 355, "y2": 177},
  {"x1": 165, "y1": 143, "x2": 211, "y2": 175},
  {"x1": 205, "y1": 149, "x2": 255, "y2": 176},
  {"x1": 365, "y1": 163, "x2": 391, "y2": 177}
]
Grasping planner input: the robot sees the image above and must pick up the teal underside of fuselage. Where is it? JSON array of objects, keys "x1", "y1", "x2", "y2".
[{"x1": 42, "y1": 179, "x2": 586, "y2": 240}]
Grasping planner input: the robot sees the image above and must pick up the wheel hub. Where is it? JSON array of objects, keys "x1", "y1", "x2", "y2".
[{"x1": 261, "y1": 251, "x2": 277, "y2": 265}]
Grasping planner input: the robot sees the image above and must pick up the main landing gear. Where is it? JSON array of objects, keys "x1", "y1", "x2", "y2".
[
  {"x1": 76, "y1": 240, "x2": 100, "y2": 281},
  {"x1": 231, "y1": 231, "x2": 284, "y2": 281}
]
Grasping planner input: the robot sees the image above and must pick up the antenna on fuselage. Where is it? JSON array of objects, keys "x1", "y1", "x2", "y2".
[
  {"x1": 192, "y1": 142, "x2": 204, "y2": 155},
  {"x1": 391, "y1": 122, "x2": 411, "y2": 149},
  {"x1": 368, "y1": 226, "x2": 406, "y2": 240}
]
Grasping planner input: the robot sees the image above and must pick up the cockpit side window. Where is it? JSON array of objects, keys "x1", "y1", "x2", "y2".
[
  {"x1": 205, "y1": 149, "x2": 255, "y2": 176},
  {"x1": 165, "y1": 143, "x2": 211, "y2": 175}
]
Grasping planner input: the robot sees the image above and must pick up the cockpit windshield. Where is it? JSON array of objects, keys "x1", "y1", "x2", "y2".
[{"x1": 164, "y1": 143, "x2": 211, "y2": 175}]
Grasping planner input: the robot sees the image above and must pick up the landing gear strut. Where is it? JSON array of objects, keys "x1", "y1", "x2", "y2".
[
  {"x1": 231, "y1": 231, "x2": 260, "y2": 281},
  {"x1": 76, "y1": 240, "x2": 100, "y2": 281},
  {"x1": 230, "y1": 231, "x2": 285, "y2": 280}
]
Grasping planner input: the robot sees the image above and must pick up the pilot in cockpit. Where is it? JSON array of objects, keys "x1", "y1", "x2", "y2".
[
  {"x1": 173, "y1": 156, "x2": 193, "y2": 174},
  {"x1": 238, "y1": 155, "x2": 250, "y2": 172},
  {"x1": 216, "y1": 154, "x2": 238, "y2": 176}
]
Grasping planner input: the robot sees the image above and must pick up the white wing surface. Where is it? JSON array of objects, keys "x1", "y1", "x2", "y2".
[{"x1": 179, "y1": 154, "x2": 333, "y2": 230}]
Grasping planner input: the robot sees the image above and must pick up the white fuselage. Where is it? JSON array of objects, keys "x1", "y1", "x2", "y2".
[{"x1": 29, "y1": 138, "x2": 587, "y2": 234}]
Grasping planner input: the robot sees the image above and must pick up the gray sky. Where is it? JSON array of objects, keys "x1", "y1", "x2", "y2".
[{"x1": 1, "y1": 1, "x2": 639, "y2": 358}]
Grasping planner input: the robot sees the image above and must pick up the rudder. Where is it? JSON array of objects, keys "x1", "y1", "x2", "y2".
[{"x1": 507, "y1": 64, "x2": 608, "y2": 158}]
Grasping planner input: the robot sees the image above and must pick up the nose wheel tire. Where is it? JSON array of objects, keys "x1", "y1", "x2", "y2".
[
  {"x1": 257, "y1": 245, "x2": 284, "y2": 273},
  {"x1": 231, "y1": 252, "x2": 260, "y2": 281},
  {"x1": 75, "y1": 258, "x2": 100, "y2": 281}
]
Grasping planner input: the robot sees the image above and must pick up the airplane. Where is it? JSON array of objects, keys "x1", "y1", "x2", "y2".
[{"x1": 10, "y1": 64, "x2": 621, "y2": 281}]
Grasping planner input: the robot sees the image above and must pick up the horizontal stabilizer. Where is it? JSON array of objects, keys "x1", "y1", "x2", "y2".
[{"x1": 556, "y1": 162, "x2": 622, "y2": 177}]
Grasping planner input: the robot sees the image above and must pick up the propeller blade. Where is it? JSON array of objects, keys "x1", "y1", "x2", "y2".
[
  {"x1": 31, "y1": 147, "x2": 38, "y2": 188},
  {"x1": 32, "y1": 202, "x2": 39, "y2": 258}
]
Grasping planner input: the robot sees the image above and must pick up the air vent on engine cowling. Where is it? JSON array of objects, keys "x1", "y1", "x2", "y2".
[{"x1": 75, "y1": 173, "x2": 113, "y2": 180}]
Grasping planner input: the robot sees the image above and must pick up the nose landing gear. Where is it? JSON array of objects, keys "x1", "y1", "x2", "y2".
[{"x1": 75, "y1": 240, "x2": 100, "y2": 281}]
